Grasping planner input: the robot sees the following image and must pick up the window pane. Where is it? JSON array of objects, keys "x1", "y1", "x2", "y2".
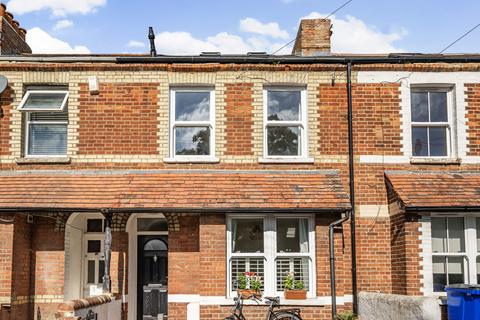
[
  {"x1": 137, "y1": 218, "x2": 168, "y2": 232},
  {"x1": 87, "y1": 260, "x2": 95, "y2": 284},
  {"x1": 433, "y1": 256, "x2": 446, "y2": 292},
  {"x1": 22, "y1": 92, "x2": 67, "y2": 110},
  {"x1": 232, "y1": 219, "x2": 264, "y2": 253},
  {"x1": 432, "y1": 218, "x2": 447, "y2": 253},
  {"x1": 267, "y1": 91, "x2": 301, "y2": 121},
  {"x1": 28, "y1": 124, "x2": 67, "y2": 155},
  {"x1": 448, "y1": 256, "x2": 465, "y2": 286},
  {"x1": 430, "y1": 92, "x2": 448, "y2": 122},
  {"x1": 30, "y1": 110, "x2": 68, "y2": 122},
  {"x1": 447, "y1": 218, "x2": 465, "y2": 253},
  {"x1": 267, "y1": 126, "x2": 299, "y2": 156},
  {"x1": 429, "y1": 127, "x2": 448, "y2": 157},
  {"x1": 87, "y1": 219, "x2": 103, "y2": 233},
  {"x1": 98, "y1": 260, "x2": 105, "y2": 284},
  {"x1": 277, "y1": 218, "x2": 309, "y2": 253},
  {"x1": 412, "y1": 126, "x2": 428, "y2": 157},
  {"x1": 411, "y1": 92, "x2": 428, "y2": 122},
  {"x1": 175, "y1": 91, "x2": 210, "y2": 121},
  {"x1": 231, "y1": 257, "x2": 264, "y2": 290},
  {"x1": 87, "y1": 240, "x2": 101, "y2": 253},
  {"x1": 175, "y1": 127, "x2": 210, "y2": 155},
  {"x1": 276, "y1": 257, "x2": 309, "y2": 291}
]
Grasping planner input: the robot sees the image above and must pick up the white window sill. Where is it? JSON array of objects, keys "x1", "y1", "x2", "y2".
[
  {"x1": 163, "y1": 157, "x2": 220, "y2": 164},
  {"x1": 409, "y1": 157, "x2": 461, "y2": 165},
  {"x1": 221, "y1": 296, "x2": 335, "y2": 306},
  {"x1": 258, "y1": 157, "x2": 315, "y2": 164},
  {"x1": 15, "y1": 157, "x2": 71, "y2": 165}
]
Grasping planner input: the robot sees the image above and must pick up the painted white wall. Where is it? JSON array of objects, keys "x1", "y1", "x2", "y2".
[{"x1": 64, "y1": 213, "x2": 84, "y2": 301}]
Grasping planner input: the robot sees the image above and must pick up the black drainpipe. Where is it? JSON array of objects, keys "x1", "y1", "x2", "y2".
[
  {"x1": 329, "y1": 211, "x2": 350, "y2": 319},
  {"x1": 346, "y1": 61, "x2": 358, "y2": 314}
]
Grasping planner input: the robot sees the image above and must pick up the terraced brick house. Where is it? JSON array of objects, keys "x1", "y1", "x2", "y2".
[{"x1": 0, "y1": 3, "x2": 480, "y2": 320}]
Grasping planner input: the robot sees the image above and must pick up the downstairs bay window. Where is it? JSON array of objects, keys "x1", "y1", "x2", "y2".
[
  {"x1": 227, "y1": 215, "x2": 315, "y2": 298},
  {"x1": 430, "y1": 216, "x2": 480, "y2": 293}
]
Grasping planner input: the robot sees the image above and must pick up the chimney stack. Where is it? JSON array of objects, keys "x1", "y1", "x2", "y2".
[
  {"x1": 292, "y1": 19, "x2": 332, "y2": 56},
  {"x1": 0, "y1": 2, "x2": 31, "y2": 54}
]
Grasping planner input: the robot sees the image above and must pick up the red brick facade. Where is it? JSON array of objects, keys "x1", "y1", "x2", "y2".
[
  {"x1": 1, "y1": 61, "x2": 478, "y2": 320},
  {"x1": 78, "y1": 83, "x2": 159, "y2": 155}
]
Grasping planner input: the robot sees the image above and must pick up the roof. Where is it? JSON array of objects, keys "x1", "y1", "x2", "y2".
[
  {"x1": 0, "y1": 170, "x2": 350, "y2": 212},
  {"x1": 0, "y1": 53, "x2": 479, "y2": 64},
  {"x1": 385, "y1": 171, "x2": 480, "y2": 210}
]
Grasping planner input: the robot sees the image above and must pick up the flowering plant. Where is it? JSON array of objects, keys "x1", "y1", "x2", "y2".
[
  {"x1": 237, "y1": 272, "x2": 262, "y2": 291},
  {"x1": 283, "y1": 272, "x2": 305, "y2": 291}
]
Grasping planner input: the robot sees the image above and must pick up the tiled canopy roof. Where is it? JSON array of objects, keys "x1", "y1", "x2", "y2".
[
  {"x1": 386, "y1": 171, "x2": 480, "y2": 208},
  {"x1": 0, "y1": 170, "x2": 350, "y2": 212}
]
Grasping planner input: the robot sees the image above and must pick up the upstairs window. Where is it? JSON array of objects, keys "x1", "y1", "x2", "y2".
[
  {"x1": 17, "y1": 90, "x2": 69, "y2": 157},
  {"x1": 264, "y1": 88, "x2": 307, "y2": 159},
  {"x1": 411, "y1": 88, "x2": 452, "y2": 157},
  {"x1": 170, "y1": 88, "x2": 215, "y2": 159}
]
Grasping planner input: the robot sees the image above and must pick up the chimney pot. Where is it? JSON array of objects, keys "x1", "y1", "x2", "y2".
[{"x1": 292, "y1": 18, "x2": 332, "y2": 56}]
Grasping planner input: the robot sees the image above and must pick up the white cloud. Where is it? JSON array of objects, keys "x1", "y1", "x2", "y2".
[
  {"x1": 7, "y1": 0, "x2": 106, "y2": 16},
  {"x1": 239, "y1": 17, "x2": 289, "y2": 39},
  {"x1": 127, "y1": 40, "x2": 146, "y2": 49},
  {"x1": 302, "y1": 12, "x2": 407, "y2": 53},
  {"x1": 155, "y1": 31, "x2": 291, "y2": 55},
  {"x1": 27, "y1": 27, "x2": 90, "y2": 54},
  {"x1": 53, "y1": 19, "x2": 73, "y2": 31}
]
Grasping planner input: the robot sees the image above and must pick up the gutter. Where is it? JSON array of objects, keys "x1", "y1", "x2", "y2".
[
  {"x1": 0, "y1": 207, "x2": 349, "y2": 214},
  {"x1": 0, "y1": 54, "x2": 478, "y2": 64},
  {"x1": 405, "y1": 206, "x2": 480, "y2": 213}
]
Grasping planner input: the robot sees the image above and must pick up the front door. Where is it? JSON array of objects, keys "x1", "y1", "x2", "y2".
[{"x1": 137, "y1": 235, "x2": 168, "y2": 320}]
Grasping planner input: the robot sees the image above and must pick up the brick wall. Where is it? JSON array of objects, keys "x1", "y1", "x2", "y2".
[
  {"x1": 199, "y1": 214, "x2": 226, "y2": 296},
  {"x1": 224, "y1": 83, "x2": 254, "y2": 156},
  {"x1": 0, "y1": 17, "x2": 31, "y2": 55},
  {"x1": 78, "y1": 83, "x2": 159, "y2": 155},
  {"x1": 0, "y1": 86, "x2": 13, "y2": 156},
  {"x1": 0, "y1": 214, "x2": 14, "y2": 318},
  {"x1": 466, "y1": 83, "x2": 480, "y2": 155},
  {"x1": 111, "y1": 232, "x2": 128, "y2": 296},
  {"x1": 169, "y1": 216, "x2": 200, "y2": 294}
]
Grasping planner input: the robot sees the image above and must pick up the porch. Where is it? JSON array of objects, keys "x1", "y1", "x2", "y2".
[{"x1": 0, "y1": 169, "x2": 351, "y2": 320}]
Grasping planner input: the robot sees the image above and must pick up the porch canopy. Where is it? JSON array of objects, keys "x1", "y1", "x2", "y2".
[
  {"x1": 385, "y1": 171, "x2": 480, "y2": 212},
  {"x1": 0, "y1": 169, "x2": 350, "y2": 213}
]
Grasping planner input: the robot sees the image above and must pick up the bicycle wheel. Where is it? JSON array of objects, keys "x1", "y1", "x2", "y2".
[{"x1": 270, "y1": 312, "x2": 302, "y2": 320}]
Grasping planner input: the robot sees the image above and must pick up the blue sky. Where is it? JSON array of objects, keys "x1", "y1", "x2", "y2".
[{"x1": 6, "y1": 0, "x2": 480, "y2": 54}]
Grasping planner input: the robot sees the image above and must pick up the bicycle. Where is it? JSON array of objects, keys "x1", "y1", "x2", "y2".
[{"x1": 224, "y1": 293, "x2": 302, "y2": 320}]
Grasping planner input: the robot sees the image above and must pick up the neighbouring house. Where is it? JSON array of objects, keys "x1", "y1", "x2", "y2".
[{"x1": 0, "y1": 3, "x2": 480, "y2": 320}]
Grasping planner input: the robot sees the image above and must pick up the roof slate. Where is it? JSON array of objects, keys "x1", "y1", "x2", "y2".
[
  {"x1": 0, "y1": 170, "x2": 350, "y2": 212},
  {"x1": 386, "y1": 171, "x2": 480, "y2": 208}
]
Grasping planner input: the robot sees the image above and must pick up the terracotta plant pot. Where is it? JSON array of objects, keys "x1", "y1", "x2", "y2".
[
  {"x1": 237, "y1": 289, "x2": 262, "y2": 299},
  {"x1": 284, "y1": 290, "x2": 307, "y2": 300}
]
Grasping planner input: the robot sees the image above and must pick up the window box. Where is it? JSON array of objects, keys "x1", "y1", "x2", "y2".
[
  {"x1": 284, "y1": 290, "x2": 307, "y2": 300},
  {"x1": 237, "y1": 289, "x2": 262, "y2": 299}
]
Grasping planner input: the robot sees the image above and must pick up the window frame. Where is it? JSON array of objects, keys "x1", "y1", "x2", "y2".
[
  {"x1": 17, "y1": 90, "x2": 69, "y2": 112},
  {"x1": 168, "y1": 87, "x2": 216, "y2": 161},
  {"x1": 226, "y1": 214, "x2": 316, "y2": 299},
  {"x1": 428, "y1": 214, "x2": 480, "y2": 295},
  {"x1": 262, "y1": 87, "x2": 308, "y2": 160},
  {"x1": 410, "y1": 87, "x2": 455, "y2": 159}
]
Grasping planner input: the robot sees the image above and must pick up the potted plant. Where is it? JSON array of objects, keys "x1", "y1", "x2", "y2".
[
  {"x1": 237, "y1": 272, "x2": 262, "y2": 299},
  {"x1": 283, "y1": 272, "x2": 307, "y2": 300}
]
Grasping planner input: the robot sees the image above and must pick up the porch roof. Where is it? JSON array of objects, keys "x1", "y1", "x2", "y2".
[
  {"x1": 0, "y1": 169, "x2": 350, "y2": 213},
  {"x1": 385, "y1": 171, "x2": 480, "y2": 211}
]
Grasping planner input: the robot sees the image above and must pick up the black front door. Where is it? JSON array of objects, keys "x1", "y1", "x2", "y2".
[{"x1": 137, "y1": 235, "x2": 168, "y2": 320}]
